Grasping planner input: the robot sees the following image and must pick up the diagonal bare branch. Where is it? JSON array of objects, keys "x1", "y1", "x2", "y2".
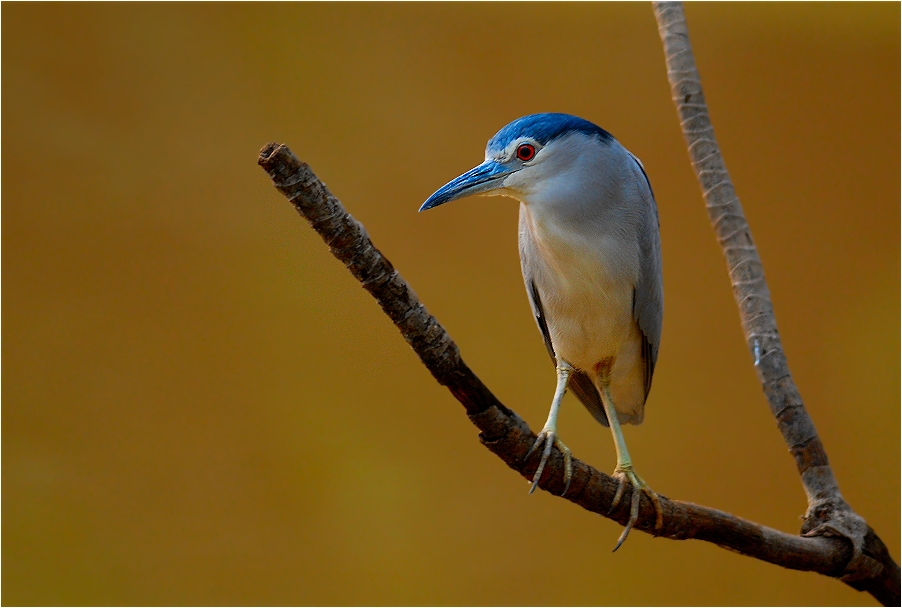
[
  {"x1": 653, "y1": 2, "x2": 898, "y2": 604},
  {"x1": 257, "y1": 141, "x2": 896, "y2": 604}
]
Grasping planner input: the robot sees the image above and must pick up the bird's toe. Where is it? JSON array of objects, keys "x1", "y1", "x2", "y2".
[
  {"x1": 610, "y1": 467, "x2": 663, "y2": 550},
  {"x1": 525, "y1": 430, "x2": 572, "y2": 495}
]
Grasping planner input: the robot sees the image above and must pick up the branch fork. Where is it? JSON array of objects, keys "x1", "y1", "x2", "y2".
[{"x1": 653, "y1": 3, "x2": 896, "y2": 598}]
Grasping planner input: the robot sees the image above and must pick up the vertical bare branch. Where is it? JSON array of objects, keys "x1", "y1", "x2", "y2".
[{"x1": 652, "y1": 2, "x2": 898, "y2": 600}]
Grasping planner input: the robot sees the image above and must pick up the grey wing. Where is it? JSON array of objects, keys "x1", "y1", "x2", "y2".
[
  {"x1": 520, "y1": 209, "x2": 610, "y2": 427},
  {"x1": 629, "y1": 151, "x2": 664, "y2": 399}
]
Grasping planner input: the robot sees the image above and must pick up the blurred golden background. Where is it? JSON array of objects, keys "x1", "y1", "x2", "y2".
[{"x1": 3, "y1": 3, "x2": 899, "y2": 605}]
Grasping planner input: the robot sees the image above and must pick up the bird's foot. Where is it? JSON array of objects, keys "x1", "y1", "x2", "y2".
[
  {"x1": 609, "y1": 466, "x2": 663, "y2": 551},
  {"x1": 524, "y1": 429, "x2": 572, "y2": 496}
]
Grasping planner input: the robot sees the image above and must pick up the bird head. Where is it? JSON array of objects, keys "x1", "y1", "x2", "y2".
[{"x1": 419, "y1": 113, "x2": 614, "y2": 211}]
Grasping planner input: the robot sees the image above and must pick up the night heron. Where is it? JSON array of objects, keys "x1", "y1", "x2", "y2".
[{"x1": 420, "y1": 113, "x2": 663, "y2": 549}]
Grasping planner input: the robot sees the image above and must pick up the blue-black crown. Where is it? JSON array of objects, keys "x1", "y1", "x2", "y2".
[{"x1": 487, "y1": 113, "x2": 613, "y2": 152}]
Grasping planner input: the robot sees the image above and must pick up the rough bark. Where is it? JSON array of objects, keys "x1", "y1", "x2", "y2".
[
  {"x1": 652, "y1": 2, "x2": 898, "y2": 604},
  {"x1": 257, "y1": 141, "x2": 898, "y2": 605}
]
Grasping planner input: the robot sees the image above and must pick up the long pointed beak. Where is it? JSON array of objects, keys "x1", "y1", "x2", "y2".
[{"x1": 419, "y1": 160, "x2": 515, "y2": 212}]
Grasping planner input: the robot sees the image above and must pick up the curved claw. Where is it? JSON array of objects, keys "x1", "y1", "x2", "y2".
[
  {"x1": 524, "y1": 432, "x2": 547, "y2": 462},
  {"x1": 612, "y1": 488, "x2": 641, "y2": 552},
  {"x1": 528, "y1": 434, "x2": 555, "y2": 494},
  {"x1": 609, "y1": 468, "x2": 664, "y2": 552},
  {"x1": 524, "y1": 431, "x2": 572, "y2": 496},
  {"x1": 609, "y1": 476, "x2": 628, "y2": 513},
  {"x1": 560, "y1": 449, "x2": 572, "y2": 496}
]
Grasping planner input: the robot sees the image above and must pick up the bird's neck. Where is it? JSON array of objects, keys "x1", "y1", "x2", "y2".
[{"x1": 520, "y1": 200, "x2": 605, "y2": 265}]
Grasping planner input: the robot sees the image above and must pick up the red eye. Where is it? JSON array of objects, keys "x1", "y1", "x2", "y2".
[{"x1": 516, "y1": 143, "x2": 536, "y2": 161}]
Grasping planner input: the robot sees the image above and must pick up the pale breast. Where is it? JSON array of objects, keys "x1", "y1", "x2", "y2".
[{"x1": 521, "y1": 204, "x2": 638, "y2": 371}]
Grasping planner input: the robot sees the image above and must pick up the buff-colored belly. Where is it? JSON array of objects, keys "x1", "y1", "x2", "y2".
[
  {"x1": 541, "y1": 263, "x2": 633, "y2": 368},
  {"x1": 524, "y1": 206, "x2": 647, "y2": 423}
]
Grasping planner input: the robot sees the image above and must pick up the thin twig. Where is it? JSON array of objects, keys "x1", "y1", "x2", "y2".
[
  {"x1": 257, "y1": 142, "x2": 897, "y2": 604},
  {"x1": 653, "y1": 2, "x2": 898, "y2": 604}
]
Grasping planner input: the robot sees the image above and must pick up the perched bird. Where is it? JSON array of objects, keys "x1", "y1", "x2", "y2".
[{"x1": 420, "y1": 113, "x2": 663, "y2": 549}]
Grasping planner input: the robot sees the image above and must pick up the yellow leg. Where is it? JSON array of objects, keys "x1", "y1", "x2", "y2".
[{"x1": 600, "y1": 385, "x2": 663, "y2": 551}]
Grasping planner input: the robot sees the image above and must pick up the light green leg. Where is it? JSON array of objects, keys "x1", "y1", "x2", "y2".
[
  {"x1": 600, "y1": 385, "x2": 663, "y2": 551},
  {"x1": 600, "y1": 385, "x2": 635, "y2": 473},
  {"x1": 525, "y1": 361, "x2": 574, "y2": 496}
]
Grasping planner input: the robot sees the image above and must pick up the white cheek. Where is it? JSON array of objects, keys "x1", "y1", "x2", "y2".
[
  {"x1": 512, "y1": 162, "x2": 552, "y2": 191},
  {"x1": 501, "y1": 171, "x2": 529, "y2": 194}
]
